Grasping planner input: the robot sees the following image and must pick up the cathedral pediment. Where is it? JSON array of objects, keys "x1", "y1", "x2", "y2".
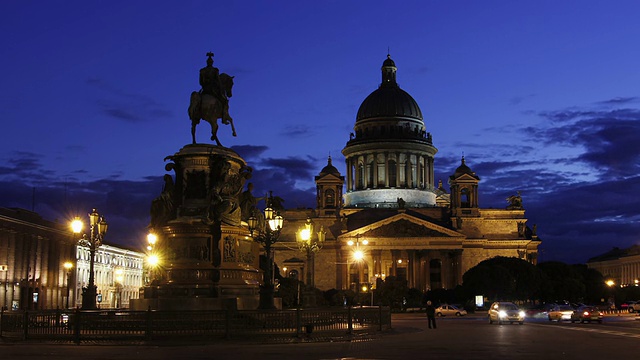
[
  {"x1": 343, "y1": 212, "x2": 463, "y2": 240},
  {"x1": 364, "y1": 219, "x2": 450, "y2": 237}
]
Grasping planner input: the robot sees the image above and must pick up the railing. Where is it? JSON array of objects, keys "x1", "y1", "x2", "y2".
[{"x1": 0, "y1": 306, "x2": 391, "y2": 344}]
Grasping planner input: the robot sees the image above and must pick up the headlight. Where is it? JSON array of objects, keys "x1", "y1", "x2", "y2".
[
  {"x1": 498, "y1": 310, "x2": 507, "y2": 318},
  {"x1": 519, "y1": 311, "x2": 526, "y2": 318}
]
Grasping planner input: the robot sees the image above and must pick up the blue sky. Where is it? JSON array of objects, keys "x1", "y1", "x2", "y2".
[{"x1": 1, "y1": 1, "x2": 639, "y2": 264}]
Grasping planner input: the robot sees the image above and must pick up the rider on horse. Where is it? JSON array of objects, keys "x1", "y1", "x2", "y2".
[{"x1": 199, "y1": 52, "x2": 230, "y2": 124}]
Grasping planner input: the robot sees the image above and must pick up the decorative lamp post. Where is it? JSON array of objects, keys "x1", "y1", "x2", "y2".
[
  {"x1": 71, "y1": 208, "x2": 108, "y2": 310},
  {"x1": 63, "y1": 262, "x2": 73, "y2": 309},
  {"x1": 248, "y1": 191, "x2": 284, "y2": 310},
  {"x1": 145, "y1": 232, "x2": 159, "y2": 285},
  {"x1": 348, "y1": 236, "x2": 368, "y2": 298},
  {"x1": 296, "y1": 218, "x2": 325, "y2": 288},
  {"x1": 114, "y1": 268, "x2": 124, "y2": 308}
]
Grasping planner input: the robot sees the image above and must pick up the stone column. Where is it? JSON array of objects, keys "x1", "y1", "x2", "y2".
[
  {"x1": 373, "y1": 153, "x2": 378, "y2": 189},
  {"x1": 384, "y1": 152, "x2": 389, "y2": 187},
  {"x1": 407, "y1": 250, "x2": 416, "y2": 288}
]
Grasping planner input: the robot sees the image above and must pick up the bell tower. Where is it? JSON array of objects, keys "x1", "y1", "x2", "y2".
[
  {"x1": 315, "y1": 156, "x2": 344, "y2": 217},
  {"x1": 449, "y1": 156, "x2": 480, "y2": 218}
]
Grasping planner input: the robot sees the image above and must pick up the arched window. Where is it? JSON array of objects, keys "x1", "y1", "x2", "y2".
[
  {"x1": 389, "y1": 160, "x2": 397, "y2": 187},
  {"x1": 367, "y1": 160, "x2": 374, "y2": 188},
  {"x1": 377, "y1": 161, "x2": 385, "y2": 186},
  {"x1": 289, "y1": 269, "x2": 299, "y2": 280},
  {"x1": 324, "y1": 189, "x2": 335, "y2": 208},
  {"x1": 461, "y1": 188, "x2": 470, "y2": 208},
  {"x1": 357, "y1": 163, "x2": 364, "y2": 189}
]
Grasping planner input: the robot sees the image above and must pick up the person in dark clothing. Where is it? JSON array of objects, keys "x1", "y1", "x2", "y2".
[{"x1": 425, "y1": 301, "x2": 437, "y2": 329}]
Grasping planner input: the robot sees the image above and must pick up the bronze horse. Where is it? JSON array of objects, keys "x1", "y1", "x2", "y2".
[{"x1": 188, "y1": 73, "x2": 236, "y2": 146}]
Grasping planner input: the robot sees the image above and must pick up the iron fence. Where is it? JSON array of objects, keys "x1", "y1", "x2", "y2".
[{"x1": 0, "y1": 306, "x2": 391, "y2": 343}]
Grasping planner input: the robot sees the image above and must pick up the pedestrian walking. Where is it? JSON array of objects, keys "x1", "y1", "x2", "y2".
[{"x1": 426, "y1": 300, "x2": 437, "y2": 329}]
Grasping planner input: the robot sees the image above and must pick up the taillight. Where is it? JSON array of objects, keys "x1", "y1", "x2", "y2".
[{"x1": 583, "y1": 311, "x2": 590, "y2": 316}]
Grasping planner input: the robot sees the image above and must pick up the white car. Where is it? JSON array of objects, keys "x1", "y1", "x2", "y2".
[
  {"x1": 488, "y1": 302, "x2": 525, "y2": 325},
  {"x1": 435, "y1": 304, "x2": 467, "y2": 317},
  {"x1": 548, "y1": 304, "x2": 574, "y2": 321}
]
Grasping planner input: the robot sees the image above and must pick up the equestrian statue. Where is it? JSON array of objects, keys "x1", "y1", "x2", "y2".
[{"x1": 188, "y1": 52, "x2": 236, "y2": 146}]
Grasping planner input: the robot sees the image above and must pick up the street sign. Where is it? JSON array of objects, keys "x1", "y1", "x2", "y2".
[{"x1": 0, "y1": 265, "x2": 8, "y2": 271}]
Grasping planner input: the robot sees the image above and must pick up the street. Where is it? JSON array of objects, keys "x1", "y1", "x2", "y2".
[{"x1": 2, "y1": 312, "x2": 639, "y2": 359}]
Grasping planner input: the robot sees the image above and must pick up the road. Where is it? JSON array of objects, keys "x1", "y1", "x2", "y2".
[{"x1": 1, "y1": 312, "x2": 639, "y2": 359}]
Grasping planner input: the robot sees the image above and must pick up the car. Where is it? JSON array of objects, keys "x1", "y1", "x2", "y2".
[
  {"x1": 488, "y1": 302, "x2": 525, "y2": 325},
  {"x1": 435, "y1": 304, "x2": 467, "y2": 317},
  {"x1": 548, "y1": 304, "x2": 574, "y2": 321},
  {"x1": 526, "y1": 303, "x2": 556, "y2": 319},
  {"x1": 628, "y1": 301, "x2": 640, "y2": 313},
  {"x1": 620, "y1": 301, "x2": 636, "y2": 311},
  {"x1": 571, "y1": 306, "x2": 603, "y2": 323}
]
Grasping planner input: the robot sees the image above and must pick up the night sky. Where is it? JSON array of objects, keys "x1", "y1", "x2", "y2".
[{"x1": 1, "y1": 1, "x2": 639, "y2": 264}]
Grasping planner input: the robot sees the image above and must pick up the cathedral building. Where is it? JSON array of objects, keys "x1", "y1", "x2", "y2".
[{"x1": 273, "y1": 55, "x2": 540, "y2": 293}]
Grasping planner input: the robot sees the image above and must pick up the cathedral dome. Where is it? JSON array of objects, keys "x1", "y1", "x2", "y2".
[
  {"x1": 356, "y1": 87, "x2": 423, "y2": 121},
  {"x1": 319, "y1": 156, "x2": 340, "y2": 176},
  {"x1": 356, "y1": 55, "x2": 423, "y2": 122},
  {"x1": 451, "y1": 156, "x2": 479, "y2": 180}
]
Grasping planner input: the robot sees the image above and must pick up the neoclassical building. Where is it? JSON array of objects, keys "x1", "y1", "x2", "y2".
[
  {"x1": 74, "y1": 244, "x2": 144, "y2": 309},
  {"x1": 587, "y1": 246, "x2": 640, "y2": 287},
  {"x1": 272, "y1": 55, "x2": 541, "y2": 293}
]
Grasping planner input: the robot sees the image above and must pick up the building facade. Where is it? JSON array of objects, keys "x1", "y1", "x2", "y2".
[
  {"x1": 0, "y1": 208, "x2": 75, "y2": 310},
  {"x1": 0, "y1": 207, "x2": 144, "y2": 310},
  {"x1": 74, "y1": 244, "x2": 144, "y2": 309},
  {"x1": 587, "y1": 246, "x2": 640, "y2": 287},
  {"x1": 271, "y1": 55, "x2": 541, "y2": 293}
]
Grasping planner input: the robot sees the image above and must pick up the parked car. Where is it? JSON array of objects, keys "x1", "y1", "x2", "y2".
[
  {"x1": 548, "y1": 304, "x2": 575, "y2": 322},
  {"x1": 488, "y1": 302, "x2": 525, "y2": 325},
  {"x1": 620, "y1": 301, "x2": 636, "y2": 311},
  {"x1": 571, "y1": 306, "x2": 603, "y2": 323},
  {"x1": 435, "y1": 304, "x2": 467, "y2": 317},
  {"x1": 628, "y1": 301, "x2": 640, "y2": 313}
]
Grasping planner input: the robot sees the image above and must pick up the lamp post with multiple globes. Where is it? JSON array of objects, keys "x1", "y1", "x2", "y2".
[
  {"x1": 145, "y1": 233, "x2": 160, "y2": 285},
  {"x1": 348, "y1": 236, "x2": 368, "y2": 299},
  {"x1": 248, "y1": 191, "x2": 284, "y2": 310},
  {"x1": 71, "y1": 209, "x2": 108, "y2": 310},
  {"x1": 296, "y1": 218, "x2": 325, "y2": 288}
]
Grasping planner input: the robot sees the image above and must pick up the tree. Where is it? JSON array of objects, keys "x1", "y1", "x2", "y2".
[
  {"x1": 376, "y1": 276, "x2": 409, "y2": 310},
  {"x1": 462, "y1": 256, "x2": 541, "y2": 302},
  {"x1": 538, "y1": 261, "x2": 586, "y2": 303}
]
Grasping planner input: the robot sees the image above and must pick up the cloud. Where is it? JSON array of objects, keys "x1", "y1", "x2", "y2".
[
  {"x1": 231, "y1": 145, "x2": 269, "y2": 160},
  {"x1": 595, "y1": 97, "x2": 639, "y2": 106},
  {"x1": 280, "y1": 124, "x2": 313, "y2": 137},
  {"x1": 87, "y1": 77, "x2": 173, "y2": 123},
  {"x1": 529, "y1": 108, "x2": 640, "y2": 177},
  {"x1": 261, "y1": 156, "x2": 317, "y2": 179}
]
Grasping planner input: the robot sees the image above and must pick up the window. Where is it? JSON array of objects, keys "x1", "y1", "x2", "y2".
[
  {"x1": 389, "y1": 160, "x2": 397, "y2": 187},
  {"x1": 325, "y1": 189, "x2": 335, "y2": 207}
]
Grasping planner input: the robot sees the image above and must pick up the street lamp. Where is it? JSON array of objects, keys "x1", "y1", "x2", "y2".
[
  {"x1": 114, "y1": 268, "x2": 124, "y2": 308},
  {"x1": 63, "y1": 262, "x2": 73, "y2": 309},
  {"x1": 71, "y1": 208, "x2": 108, "y2": 310},
  {"x1": 348, "y1": 236, "x2": 368, "y2": 299},
  {"x1": 248, "y1": 191, "x2": 283, "y2": 310},
  {"x1": 296, "y1": 218, "x2": 326, "y2": 288},
  {"x1": 145, "y1": 232, "x2": 160, "y2": 285}
]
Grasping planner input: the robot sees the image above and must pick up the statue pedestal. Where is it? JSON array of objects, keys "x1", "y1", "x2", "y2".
[{"x1": 131, "y1": 144, "x2": 262, "y2": 311}]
